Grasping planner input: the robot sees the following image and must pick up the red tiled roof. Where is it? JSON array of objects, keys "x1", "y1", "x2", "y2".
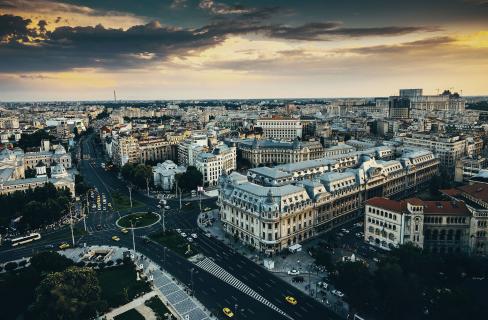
[
  {"x1": 457, "y1": 183, "x2": 488, "y2": 204},
  {"x1": 366, "y1": 197, "x2": 469, "y2": 216},
  {"x1": 366, "y1": 197, "x2": 407, "y2": 213},
  {"x1": 440, "y1": 188, "x2": 462, "y2": 197},
  {"x1": 422, "y1": 200, "x2": 470, "y2": 216}
]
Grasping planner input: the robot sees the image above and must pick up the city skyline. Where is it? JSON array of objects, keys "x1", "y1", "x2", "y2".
[{"x1": 1, "y1": 0, "x2": 488, "y2": 101}]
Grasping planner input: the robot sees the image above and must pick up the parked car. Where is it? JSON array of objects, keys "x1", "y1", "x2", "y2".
[
  {"x1": 287, "y1": 269, "x2": 300, "y2": 275},
  {"x1": 332, "y1": 289, "x2": 345, "y2": 298}
]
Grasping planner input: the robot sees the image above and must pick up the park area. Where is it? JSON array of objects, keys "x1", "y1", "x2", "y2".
[
  {"x1": 112, "y1": 192, "x2": 144, "y2": 211},
  {"x1": 0, "y1": 252, "x2": 151, "y2": 319},
  {"x1": 117, "y1": 212, "x2": 160, "y2": 229},
  {"x1": 150, "y1": 230, "x2": 198, "y2": 257}
]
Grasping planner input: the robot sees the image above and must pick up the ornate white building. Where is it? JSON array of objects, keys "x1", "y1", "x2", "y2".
[{"x1": 219, "y1": 149, "x2": 439, "y2": 254}]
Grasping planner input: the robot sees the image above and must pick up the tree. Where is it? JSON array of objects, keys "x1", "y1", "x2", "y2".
[
  {"x1": 75, "y1": 174, "x2": 89, "y2": 195},
  {"x1": 30, "y1": 251, "x2": 74, "y2": 274},
  {"x1": 333, "y1": 262, "x2": 378, "y2": 314},
  {"x1": 121, "y1": 163, "x2": 153, "y2": 189},
  {"x1": 31, "y1": 266, "x2": 106, "y2": 320},
  {"x1": 17, "y1": 130, "x2": 55, "y2": 151},
  {"x1": 25, "y1": 167, "x2": 37, "y2": 178},
  {"x1": 175, "y1": 166, "x2": 203, "y2": 192}
]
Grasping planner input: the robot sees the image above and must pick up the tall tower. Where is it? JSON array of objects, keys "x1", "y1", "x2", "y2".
[{"x1": 114, "y1": 90, "x2": 117, "y2": 103}]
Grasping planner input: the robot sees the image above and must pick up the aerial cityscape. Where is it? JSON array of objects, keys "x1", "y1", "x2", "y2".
[{"x1": 1, "y1": 1, "x2": 488, "y2": 320}]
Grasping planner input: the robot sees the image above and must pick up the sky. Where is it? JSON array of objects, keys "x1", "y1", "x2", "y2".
[{"x1": 0, "y1": 0, "x2": 487, "y2": 101}]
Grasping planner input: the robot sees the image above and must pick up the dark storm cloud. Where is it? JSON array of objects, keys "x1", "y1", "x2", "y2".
[
  {"x1": 0, "y1": 14, "x2": 36, "y2": 42},
  {"x1": 266, "y1": 23, "x2": 438, "y2": 41},
  {"x1": 198, "y1": 0, "x2": 254, "y2": 15},
  {"x1": 0, "y1": 4, "x2": 440, "y2": 73},
  {"x1": 0, "y1": 16, "x2": 225, "y2": 72}
]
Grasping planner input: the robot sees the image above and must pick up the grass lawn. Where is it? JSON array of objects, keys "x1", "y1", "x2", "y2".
[
  {"x1": 112, "y1": 192, "x2": 144, "y2": 211},
  {"x1": 145, "y1": 296, "x2": 172, "y2": 318},
  {"x1": 97, "y1": 264, "x2": 151, "y2": 309},
  {"x1": 150, "y1": 230, "x2": 199, "y2": 257},
  {"x1": 114, "y1": 308, "x2": 145, "y2": 320},
  {"x1": 118, "y1": 212, "x2": 159, "y2": 228}
]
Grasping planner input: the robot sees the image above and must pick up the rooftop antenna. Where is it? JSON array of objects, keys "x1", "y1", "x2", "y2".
[{"x1": 114, "y1": 89, "x2": 117, "y2": 103}]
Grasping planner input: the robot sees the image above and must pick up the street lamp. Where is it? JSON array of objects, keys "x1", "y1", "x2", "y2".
[
  {"x1": 158, "y1": 201, "x2": 166, "y2": 233},
  {"x1": 190, "y1": 267, "x2": 198, "y2": 296},
  {"x1": 69, "y1": 202, "x2": 75, "y2": 246},
  {"x1": 131, "y1": 220, "x2": 137, "y2": 254}
]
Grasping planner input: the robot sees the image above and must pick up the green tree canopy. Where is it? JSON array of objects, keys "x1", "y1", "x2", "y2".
[
  {"x1": 31, "y1": 266, "x2": 105, "y2": 320},
  {"x1": 17, "y1": 130, "x2": 55, "y2": 151},
  {"x1": 175, "y1": 166, "x2": 203, "y2": 192},
  {"x1": 30, "y1": 251, "x2": 74, "y2": 274},
  {"x1": 121, "y1": 163, "x2": 153, "y2": 189}
]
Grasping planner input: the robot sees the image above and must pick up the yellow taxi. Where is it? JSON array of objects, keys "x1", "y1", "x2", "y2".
[
  {"x1": 222, "y1": 307, "x2": 234, "y2": 318},
  {"x1": 120, "y1": 228, "x2": 129, "y2": 234},
  {"x1": 285, "y1": 296, "x2": 297, "y2": 305},
  {"x1": 111, "y1": 235, "x2": 120, "y2": 241},
  {"x1": 58, "y1": 242, "x2": 70, "y2": 250}
]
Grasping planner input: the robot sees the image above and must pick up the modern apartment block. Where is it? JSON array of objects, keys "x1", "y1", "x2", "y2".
[
  {"x1": 256, "y1": 117, "x2": 302, "y2": 141},
  {"x1": 112, "y1": 135, "x2": 140, "y2": 167},
  {"x1": 196, "y1": 144, "x2": 236, "y2": 187},
  {"x1": 218, "y1": 148, "x2": 439, "y2": 254},
  {"x1": 402, "y1": 133, "x2": 482, "y2": 176}
]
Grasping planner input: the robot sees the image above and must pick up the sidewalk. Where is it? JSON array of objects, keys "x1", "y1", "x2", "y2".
[
  {"x1": 104, "y1": 291, "x2": 158, "y2": 320},
  {"x1": 135, "y1": 253, "x2": 216, "y2": 320}
]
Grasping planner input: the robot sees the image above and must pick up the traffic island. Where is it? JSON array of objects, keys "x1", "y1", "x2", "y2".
[{"x1": 116, "y1": 212, "x2": 161, "y2": 229}]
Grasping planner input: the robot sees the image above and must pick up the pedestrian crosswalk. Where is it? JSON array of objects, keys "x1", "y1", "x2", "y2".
[{"x1": 195, "y1": 257, "x2": 293, "y2": 320}]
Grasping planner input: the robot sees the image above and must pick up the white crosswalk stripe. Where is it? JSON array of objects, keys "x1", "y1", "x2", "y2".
[{"x1": 195, "y1": 258, "x2": 293, "y2": 320}]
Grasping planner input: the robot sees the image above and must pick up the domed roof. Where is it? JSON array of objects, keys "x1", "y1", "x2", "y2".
[
  {"x1": 54, "y1": 144, "x2": 66, "y2": 154},
  {"x1": 36, "y1": 160, "x2": 46, "y2": 168}
]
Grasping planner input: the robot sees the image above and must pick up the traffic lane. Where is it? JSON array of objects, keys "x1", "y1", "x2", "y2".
[
  {"x1": 193, "y1": 235, "x2": 340, "y2": 320},
  {"x1": 139, "y1": 240, "x2": 288, "y2": 320}
]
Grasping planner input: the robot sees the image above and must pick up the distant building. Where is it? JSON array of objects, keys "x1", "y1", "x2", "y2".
[
  {"x1": 399, "y1": 88, "x2": 423, "y2": 98},
  {"x1": 238, "y1": 138, "x2": 324, "y2": 167},
  {"x1": 389, "y1": 97, "x2": 411, "y2": 119},
  {"x1": 402, "y1": 133, "x2": 483, "y2": 176},
  {"x1": 256, "y1": 117, "x2": 302, "y2": 141},
  {"x1": 112, "y1": 135, "x2": 139, "y2": 167},
  {"x1": 0, "y1": 117, "x2": 19, "y2": 129}
]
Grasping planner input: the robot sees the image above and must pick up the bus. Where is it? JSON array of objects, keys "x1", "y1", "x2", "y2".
[{"x1": 11, "y1": 233, "x2": 41, "y2": 247}]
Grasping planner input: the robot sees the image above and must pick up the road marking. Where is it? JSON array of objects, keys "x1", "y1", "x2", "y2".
[{"x1": 195, "y1": 258, "x2": 293, "y2": 320}]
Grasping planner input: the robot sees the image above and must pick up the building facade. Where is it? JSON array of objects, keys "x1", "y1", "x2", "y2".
[
  {"x1": 256, "y1": 117, "x2": 302, "y2": 141},
  {"x1": 196, "y1": 144, "x2": 236, "y2": 187},
  {"x1": 238, "y1": 139, "x2": 324, "y2": 167},
  {"x1": 219, "y1": 148, "x2": 439, "y2": 254},
  {"x1": 365, "y1": 196, "x2": 476, "y2": 255}
]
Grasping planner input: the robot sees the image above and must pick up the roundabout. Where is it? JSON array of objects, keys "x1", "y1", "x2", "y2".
[{"x1": 116, "y1": 211, "x2": 161, "y2": 229}]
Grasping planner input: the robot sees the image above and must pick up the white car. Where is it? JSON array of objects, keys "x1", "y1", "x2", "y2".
[
  {"x1": 176, "y1": 229, "x2": 182, "y2": 234},
  {"x1": 332, "y1": 289, "x2": 345, "y2": 298},
  {"x1": 287, "y1": 269, "x2": 300, "y2": 276},
  {"x1": 191, "y1": 233, "x2": 198, "y2": 239},
  {"x1": 204, "y1": 232, "x2": 212, "y2": 238},
  {"x1": 181, "y1": 232, "x2": 187, "y2": 237},
  {"x1": 187, "y1": 237, "x2": 193, "y2": 242}
]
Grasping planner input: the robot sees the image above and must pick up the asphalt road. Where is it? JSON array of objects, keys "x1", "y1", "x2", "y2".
[{"x1": 0, "y1": 134, "x2": 342, "y2": 320}]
